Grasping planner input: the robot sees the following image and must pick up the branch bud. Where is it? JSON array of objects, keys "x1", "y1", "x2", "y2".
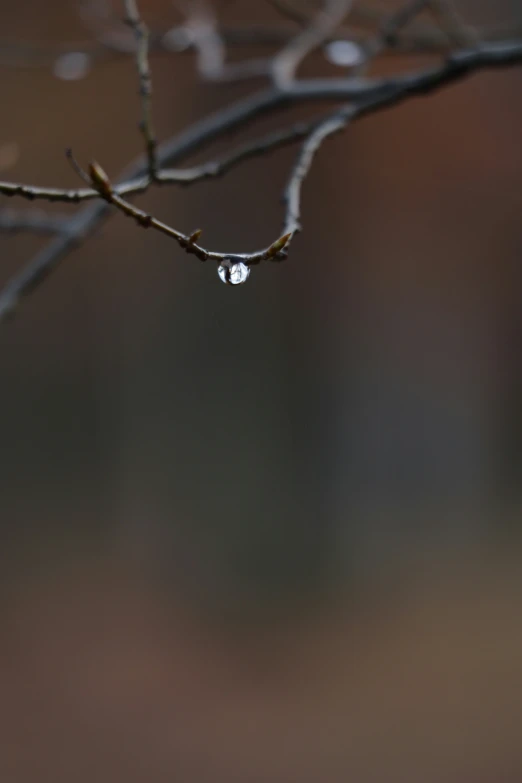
[
  {"x1": 266, "y1": 232, "x2": 292, "y2": 259},
  {"x1": 189, "y1": 228, "x2": 203, "y2": 244},
  {"x1": 88, "y1": 161, "x2": 113, "y2": 198}
]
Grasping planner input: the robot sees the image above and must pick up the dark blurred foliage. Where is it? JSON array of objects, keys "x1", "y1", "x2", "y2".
[{"x1": 1, "y1": 1, "x2": 522, "y2": 781}]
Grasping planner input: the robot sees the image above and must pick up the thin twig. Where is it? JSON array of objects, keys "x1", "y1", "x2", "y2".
[
  {"x1": 283, "y1": 110, "x2": 351, "y2": 243},
  {"x1": 124, "y1": 0, "x2": 158, "y2": 178},
  {"x1": 158, "y1": 119, "x2": 319, "y2": 182},
  {"x1": 0, "y1": 119, "x2": 320, "y2": 203},
  {"x1": 81, "y1": 158, "x2": 291, "y2": 264},
  {"x1": 0, "y1": 176, "x2": 149, "y2": 203}
]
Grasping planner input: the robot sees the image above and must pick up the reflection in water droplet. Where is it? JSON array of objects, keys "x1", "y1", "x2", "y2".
[
  {"x1": 324, "y1": 40, "x2": 363, "y2": 67},
  {"x1": 53, "y1": 52, "x2": 91, "y2": 81},
  {"x1": 218, "y1": 259, "x2": 250, "y2": 286}
]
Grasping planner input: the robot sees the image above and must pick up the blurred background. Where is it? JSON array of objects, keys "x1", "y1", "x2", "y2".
[{"x1": 1, "y1": 0, "x2": 522, "y2": 780}]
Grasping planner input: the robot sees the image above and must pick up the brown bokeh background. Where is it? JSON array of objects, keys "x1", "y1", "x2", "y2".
[{"x1": 1, "y1": 1, "x2": 522, "y2": 781}]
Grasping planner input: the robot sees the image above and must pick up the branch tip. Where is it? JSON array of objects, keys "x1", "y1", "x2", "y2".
[
  {"x1": 66, "y1": 149, "x2": 92, "y2": 187},
  {"x1": 267, "y1": 231, "x2": 292, "y2": 258},
  {"x1": 189, "y1": 228, "x2": 203, "y2": 243},
  {"x1": 88, "y1": 161, "x2": 113, "y2": 197}
]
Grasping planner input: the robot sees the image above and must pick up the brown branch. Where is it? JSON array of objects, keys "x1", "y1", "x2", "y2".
[
  {"x1": 0, "y1": 119, "x2": 320, "y2": 203},
  {"x1": 0, "y1": 1, "x2": 521, "y2": 320},
  {"x1": 0, "y1": 176, "x2": 150, "y2": 204},
  {"x1": 158, "y1": 119, "x2": 319, "y2": 182},
  {"x1": 283, "y1": 111, "x2": 350, "y2": 244},
  {"x1": 80, "y1": 157, "x2": 291, "y2": 264},
  {"x1": 124, "y1": 0, "x2": 158, "y2": 179}
]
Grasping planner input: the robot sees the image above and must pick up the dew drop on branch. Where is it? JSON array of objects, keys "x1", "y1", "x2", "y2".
[
  {"x1": 324, "y1": 40, "x2": 363, "y2": 67},
  {"x1": 217, "y1": 259, "x2": 250, "y2": 286},
  {"x1": 53, "y1": 52, "x2": 91, "y2": 81}
]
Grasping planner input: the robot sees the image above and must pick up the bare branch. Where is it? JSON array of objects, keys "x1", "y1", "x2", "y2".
[
  {"x1": 157, "y1": 119, "x2": 318, "y2": 183},
  {"x1": 2, "y1": 38, "x2": 522, "y2": 319},
  {"x1": 0, "y1": 84, "x2": 296, "y2": 318},
  {"x1": 0, "y1": 119, "x2": 319, "y2": 204},
  {"x1": 283, "y1": 110, "x2": 350, "y2": 243},
  {"x1": 81, "y1": 158, "x2": 291, "y2": 264},
  {"x1": 124, "y1": 0, "x2": 158, "y2": 178},
  {"x1": 1, "y1": 0, "x2": 522, "y2": 322},
  {"x1": 0, "y1": 176, "x2": 150, "y2": 204}
]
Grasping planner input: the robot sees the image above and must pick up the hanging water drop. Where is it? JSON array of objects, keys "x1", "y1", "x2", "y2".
[{"x1": 218, "y1": 258, "x2": 250, "y2": 286}]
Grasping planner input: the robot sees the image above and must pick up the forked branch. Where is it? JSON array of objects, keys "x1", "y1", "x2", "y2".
[{"x1": 0, "y1": 0, "x2": 521, "y2": 318}]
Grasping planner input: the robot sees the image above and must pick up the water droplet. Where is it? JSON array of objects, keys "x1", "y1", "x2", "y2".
[
  {"x1": 324, "y1": 40, "x2": 363, "y2": 67},
  {"x1": 53, "y1": 52, "x2": 91, "y2": 81},
  {"x1": 218, "y1": 259, "x2": 250, "y2": 286}
]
